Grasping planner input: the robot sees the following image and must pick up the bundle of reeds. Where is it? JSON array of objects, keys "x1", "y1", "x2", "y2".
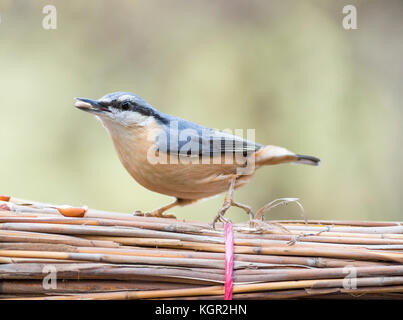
[{"x1": 0, "y1": 195, "x2": 403, "y2": 300}]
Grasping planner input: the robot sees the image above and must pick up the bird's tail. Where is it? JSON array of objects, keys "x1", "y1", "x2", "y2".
[
  {"x1": 295, "y1": 154, "x2": 321, "y2": 166},
  {"x1": 254, "y1": 145, "x2": 320, "y2": 167}
]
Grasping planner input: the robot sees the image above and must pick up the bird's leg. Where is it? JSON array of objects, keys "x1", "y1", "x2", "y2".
[
  {"x1": 212, "y1": 181, "x2": 234, "y2": 227},
  {"x1": 134, "y1": 199, "x2": 179, "y2": 219},
  {"x1": 212, "y1": 178, "x2": 254, "y2": 228}
]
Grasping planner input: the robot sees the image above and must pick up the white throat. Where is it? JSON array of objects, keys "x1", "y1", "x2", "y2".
[{"x1": 97, "y1": 110, "x2": 154, "y2": 128}]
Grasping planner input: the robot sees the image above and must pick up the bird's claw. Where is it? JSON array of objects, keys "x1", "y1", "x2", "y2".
[{"x1": 211, "y1": 210, "x2": 231, "y2": 229}]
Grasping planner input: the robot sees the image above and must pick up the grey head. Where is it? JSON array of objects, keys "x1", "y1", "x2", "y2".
[{"x1": 75, "y1": 91, "x2": 170, "y2": 127}]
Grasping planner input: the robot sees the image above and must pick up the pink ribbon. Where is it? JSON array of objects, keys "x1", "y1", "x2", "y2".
[{"x1": 224, "y1": 222, "x2": 234, "y2": 300}]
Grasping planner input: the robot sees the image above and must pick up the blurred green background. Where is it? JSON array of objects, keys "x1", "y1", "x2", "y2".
[{"x1": 1, "y1": 0, "x2": 402, "y2": 222}]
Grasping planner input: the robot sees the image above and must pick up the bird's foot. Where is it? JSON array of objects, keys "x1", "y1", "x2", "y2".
[
  {"x1": 133, "y1": 210, "x2": 176, "y2": 219},
  {"x1": 211, "y1": 199, "x2": 253, "y2": 229},
  {"x1": 211, "y1": 198, "x2": 231, "y2": 229},
  {"x1": 211, "y1": 210, "x2": 230, "y2": 229}
]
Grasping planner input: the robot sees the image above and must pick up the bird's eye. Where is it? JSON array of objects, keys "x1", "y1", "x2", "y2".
[{"x1": 121, "y1": 101, "x2": 130, "y2": 111}]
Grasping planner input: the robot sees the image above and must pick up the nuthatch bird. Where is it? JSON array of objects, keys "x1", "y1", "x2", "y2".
[{"x1": 75, "y1": 92, "x2": 320, "y2": 224}]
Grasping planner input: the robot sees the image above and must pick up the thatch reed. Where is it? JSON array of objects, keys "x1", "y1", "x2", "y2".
[{"x1": 0, "y1": 195, "x2": 403, "y2": 300}]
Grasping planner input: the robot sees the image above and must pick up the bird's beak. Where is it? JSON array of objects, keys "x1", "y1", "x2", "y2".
[{"x1": 75, "y1": 98, "x2": 110, "y2": 114}]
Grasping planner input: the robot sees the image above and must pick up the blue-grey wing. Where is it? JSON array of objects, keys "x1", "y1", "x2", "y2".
[{"x1": 155, "y1": 117, "x2": 262, "y2": 157}]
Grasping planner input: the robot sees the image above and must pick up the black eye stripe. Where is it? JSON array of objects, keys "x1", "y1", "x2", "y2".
[
  {"x1": 107, "y1": 99, "x2": 169, "y2": 125},
  {"x1": 135, "y1": 106, "x2": 154, "y2": 117}
]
